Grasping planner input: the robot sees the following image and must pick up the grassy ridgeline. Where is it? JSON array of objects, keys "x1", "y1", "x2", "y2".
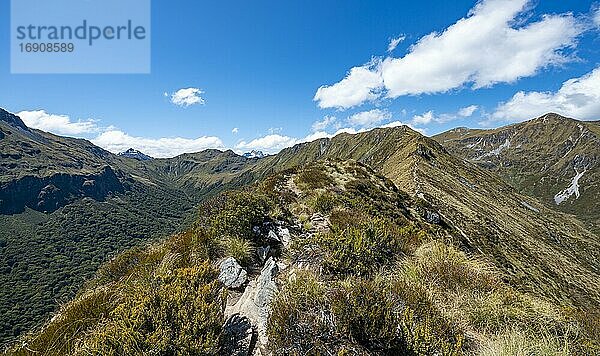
[{"x1": 9, "y1": 161, "x2": 600, "y2": 355}]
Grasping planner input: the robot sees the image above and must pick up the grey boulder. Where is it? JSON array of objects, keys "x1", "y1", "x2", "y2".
[{"x1": 219, "y1": 257, "x2": 248, "y2": 289}]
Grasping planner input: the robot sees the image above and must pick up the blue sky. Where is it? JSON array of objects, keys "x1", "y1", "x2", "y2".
[{"x1": 1, "y1": 0, "x2": 600, "y2": 157}]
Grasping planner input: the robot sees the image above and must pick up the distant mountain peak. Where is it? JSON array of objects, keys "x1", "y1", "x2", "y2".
[
  {"x1": 0, "y1": 108, "x2": 30, "y2": 132},
  {"x1": 243, "y1": 150, "x2": 266, "y2": 159},
  {"x1": 118, "y1": 148, "x2": 153, "y2": 161}
]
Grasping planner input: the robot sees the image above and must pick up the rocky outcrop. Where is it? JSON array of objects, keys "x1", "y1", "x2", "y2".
[
  {"x1": 225, "y1": 257, "x2": 281, "y2": 354},
  {"x1": 219, "y1": 257, "x2": 248, "y2": 289},
  {"x1": 0, "y1": 166, "x2": 125, "y2": 214},
  {"x1": 118, "y1": 148, "x2": 153, "y2": 161},
  {"x1": 266, "y1": 227, "x2": 291, "y2": 247}
]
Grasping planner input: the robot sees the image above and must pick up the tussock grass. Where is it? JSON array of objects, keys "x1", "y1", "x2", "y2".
[
  {"x1": 12, "y1": 286, "x2": 121, "y2": 356},
  {"x1": 307, "y1": 191, "x2": 338, "y2": 214},
  {"x1": 11, "y1": 161, "x2": 600, "y2": 355},
  {"x1": 224, "y1": 236, "x2": 254, "y2": 266},
  {"x1": 478, "y1": 329, "x2": 570, "y2": 356}
]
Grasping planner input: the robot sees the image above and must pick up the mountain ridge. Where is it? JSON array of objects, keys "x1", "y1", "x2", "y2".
[
  {"x1": 434, "y1": 112, "x2": 600, "y2": 234},
  {"x1": 1, "y1": 108, "x2": 599, "y2": 346}
]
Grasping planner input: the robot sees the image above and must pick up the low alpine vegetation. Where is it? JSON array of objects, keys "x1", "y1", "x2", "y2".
[{"x1": 10, "y1": 160, "x2": 599, "y2": 355}]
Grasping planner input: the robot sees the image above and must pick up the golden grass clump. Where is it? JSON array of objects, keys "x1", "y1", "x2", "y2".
[{"x1": 224, "y1": 236, "x2": 254, "y2": 266}]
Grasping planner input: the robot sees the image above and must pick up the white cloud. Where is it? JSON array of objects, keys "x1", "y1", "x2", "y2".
[
  {"x1": 387, "y1": 35, "x2": 406, "y2": 52},
  {"x1": 411, "y1": 106, "x2": 479, "y2": 126},
  {"x1": 594, "y1": 6, "x2": 600, "y2": 27},
  {"x1": 314, "y1": 0, "x2": 584, "y2": 109},
  {"x1": 347, "y1": 109, "x2": 392, "y2": 127},
  {"x1": 311, "y1": 115, "x2": 338, "y2": 132},
  {"x1": 17, "y1": 110, "x2": 100, "y2": 135},
  {"x1": 235, "y1": 134, "x2": 299, "y2": 153},
  {"x1": 313, "y1": 60, "x2": 384, "y2": 109},
  {"x1": 234, "y1": 115, "x2": 429, "y2": 154},
  {"x1": 412, "y1": 111, "x2": 435, "y2": 125},
  {"x1": 379, "y1": 120, "x2": 427, "y2": 135},
  {"x1": 93, "y1": 130, "x2": 224, "y2": 158},
  {"x1": 458, "y1": 105, "x2": 478, "y2": 117},
  {"x1": 232, "y1": 127, "x2": 239, "y2": 134},
  {"x1": 235, "y1": 127, "x2": 363, "y2": 154},
  {"x1": 168, "y1": 88, "x2": 205, "y2": 107},
  {"x1": 490, "y1": 66, "x2": 600, "y2": 122}
]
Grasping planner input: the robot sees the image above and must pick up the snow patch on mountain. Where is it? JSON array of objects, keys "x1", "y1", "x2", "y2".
[
  {"x1": 118, "y1": 148, "x2": 153, "y2": 161},
  {"x1": 474, "y1": 139, "x2": 510, "y2": 160},
  {"x1": 243, "y1": 150, "x2": 266, "y2": 159},
  {"x1": 465, "y1": 138, "x2": 483, "y2": 149},
  {"x1": 554, "y1": 168, "x2": 586, "y2": 205}
]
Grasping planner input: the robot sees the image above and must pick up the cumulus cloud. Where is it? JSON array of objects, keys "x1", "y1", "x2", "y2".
[
  {"x1": 347, "y1": 109, "x2": 392, "y2": 127},
  {"x1": 311, "y1": 115, "x2": 338, "y2": 132},
  {"x1": 490, "y1": 66, "x2": 600, "y2": 122},
  {"x1": 232, "y1": 127, "x2": 239, "y2": 134},
  {"x1": 235, "y1": 116, "x2": 426, "y2": 154},
  {"x1": 411, "y1": 106, "x2": 479, "y2": 126},
  {"x1": 314, "y1": 0, "x2": 584, "y2": 109},
  {"x1": 234, "y1": 127, "x2": 355, "y2": 154},
  {"x1": 17, "y1": 110, "x2": 100, "y2": 135},
  {"x1": 458, "y1": 105, "x2": 478, "y2": 117},
  {"x1": 412, "y1": 111, "x2": 435, "y2": 125},
  {"x1": 235, "y1": 134, "x2": 299, "y2": 153},
  {"x1": 93, "y1": 130, "x2": 224, "y2": 158},
  {"x1": 168, "y1": 88, "x2": 205, "y2": 107},
  {"x1": 313, "y1": 60, "x2": 383, "y2": 109},
  {"x1": 379, "y1": 120, "x2": 427, "y2": 135},
  {"x1": 387, "y1": 35, "x2": 406, "y2": 52}
]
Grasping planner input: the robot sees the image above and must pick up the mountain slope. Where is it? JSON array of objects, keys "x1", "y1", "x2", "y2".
[
  {"x1": 0, "y1": 109, "x2": 254, "y2": 344},
  {"x1": 10, "y1": 161, "x2": 599, "y2": 355},
  {"x1": 0, "y1": 108, "x2": 283, "y2": 345},
  {"x1": 434, "y1": 113, "x2": 600, "y2": 234},
  {"x1": 241, "y1": 127, "x2": 600, "y2": 310},
  {"x1": 2, "y1": 108, "x2": 599, "y2": 347}
]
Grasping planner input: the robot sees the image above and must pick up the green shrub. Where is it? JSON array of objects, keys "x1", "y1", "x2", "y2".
[
  {"x1": 328, "y1": 208, "x2": 366, "y2": 230},
  {"x1": 267, "y1": 270, "x2": 340, "y2": 355},
  {"x1": 341, "y1": 177, "x2": 412, "y2": 225},
  {"x1": 331, "y1": 277, "x2": 404, "y2": 351},
  {"x1": 308, "y1": 192, "x2": 338, "y2": 214},
  {"x1": 268, "y1": 271, "x2": 464, "y2": 355},
  {"x1": 208, "y1": 192, "x2": 271, "y2": 240},
  {"x1": 295, "y1": 167, "x2": 334, "y2": 190},
  {"x1": 78, "y1": 262, "x2": 225, "y2": 355},
  {"x1": 316, "y1": 218, "x2": 415, "y2": 276}
]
